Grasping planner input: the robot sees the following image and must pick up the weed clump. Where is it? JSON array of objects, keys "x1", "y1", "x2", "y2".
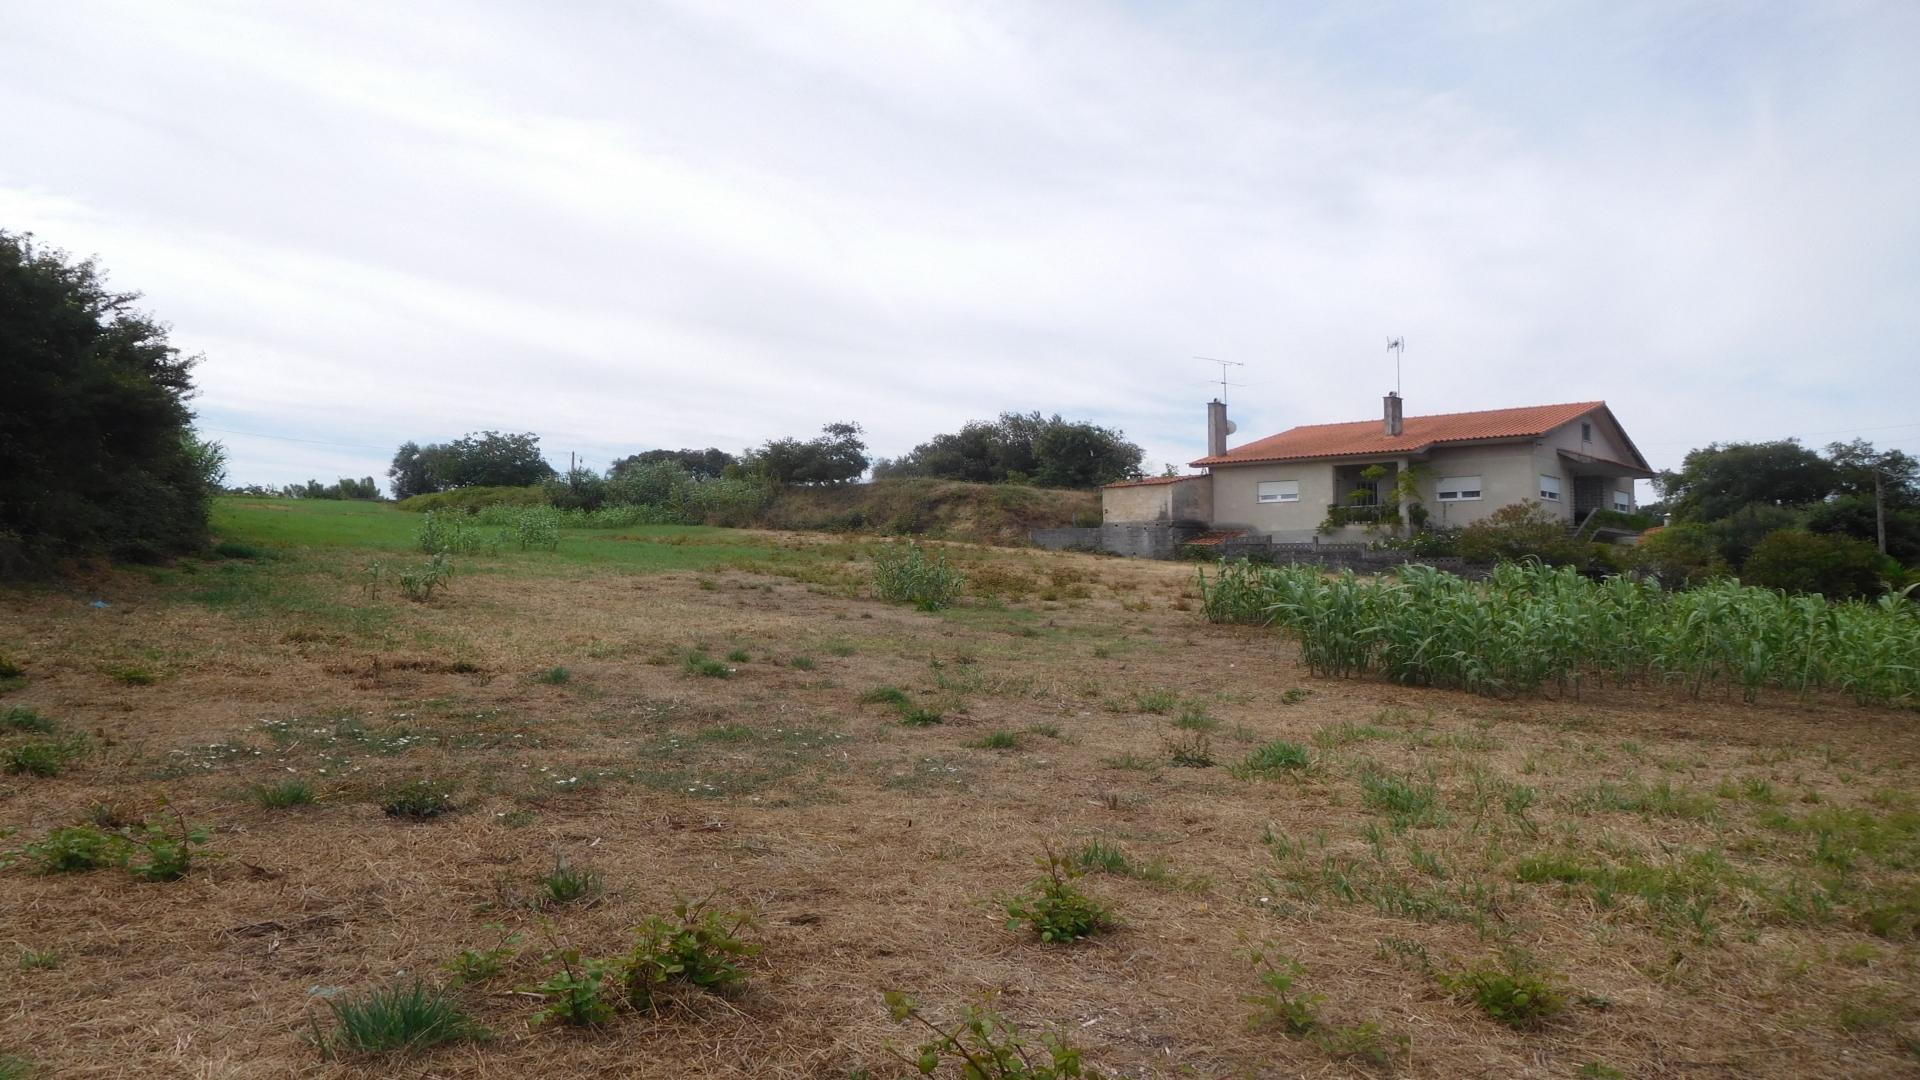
[
  {"x1": 1232, "y1": 740, "x2": 1311, "y2": 779},
  {"x1": 884, "y1": 992, "x2": 1104, "y2": 1079},
  {"x1": 974, "y1": 730, "x2": 1022, "y2": 750},
  {"x1": 0, "y1": 707, "x2": 52, "y2": 734},
  {"x1": 17, "y1": 825, "x2": 125, "y2": 873},
  {"x1": 860, "y1": 686, "x2": 911, "y2": 707},
  {"x1": 251, "y1": 779, "x2": 315, "y2": 809},
  {"x1": 1163, "y1": 729, "x2": 1214, "y2": 768},
  {"x1": 1004, "y1": 852, "x2": 1117, "y2": 943},
  {"x1": 446, "y1": 925, "x2": 521, "y2": 984},
  {"x1": 684, "y1": 650, "x2": 734, "y2": 679},
  {"x1": 2, "y1": 735, "x2": 87, "y2": 777},
  {"x1": 534, "y1": 666, "x2": 571, "y2": 685},
  {"x1": 317, "y1": 981, "x2": 488, "y2": 1056},
  {"x1": 379, "y1": 779, "x2": 458, "y2": 820},
  {"x1": 539, "y1": 857, "x2": 605, "y2": 908},
  {"x1": 871, "y1": 544, "x2": 965, "y2": 611},
  {"x1": 619, "y1": 896, "x2": 759, "y2": 1006},
  {"x1": 1440, "y1": 953, "x2": 1567, "y2": 1028}
]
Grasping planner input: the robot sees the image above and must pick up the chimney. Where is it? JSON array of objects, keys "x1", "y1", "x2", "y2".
[
  {"x1": 1383, "y1": 392, "x2": 1404, "y2": 437},
  {"x1": 1206, "y1": 399, "x2": 1228, "y2": 458}
]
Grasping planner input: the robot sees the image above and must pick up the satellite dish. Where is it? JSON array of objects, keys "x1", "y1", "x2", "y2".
[{"x1": 1225, "y1": 420, "x2": 1238, "y2": 435}]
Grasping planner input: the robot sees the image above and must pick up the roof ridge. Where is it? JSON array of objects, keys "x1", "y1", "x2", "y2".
[{"x1": 1283, "y1": 401, "x2": 1605, "y2": 430}]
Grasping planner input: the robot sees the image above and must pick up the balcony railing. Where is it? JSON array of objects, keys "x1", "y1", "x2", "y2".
[{"x1": 1327, "y1": 502, "x2": 1396, "y2": 525}]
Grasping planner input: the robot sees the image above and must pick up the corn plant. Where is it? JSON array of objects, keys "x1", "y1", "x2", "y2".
[{"x1": 1197, "y1": 561, "x2": 1919, "y2": 707}]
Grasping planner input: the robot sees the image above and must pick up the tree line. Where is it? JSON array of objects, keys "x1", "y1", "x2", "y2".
[
  {"x1": 384, "y1": 414, "x2": 1145, "y2": 503},
  {"x1": 1637, "y1": 438, "x2": 1918, "y2": 596}
]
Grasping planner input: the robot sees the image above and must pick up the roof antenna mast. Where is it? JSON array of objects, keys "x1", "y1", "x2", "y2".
[
  {"x1": 1195, "y1": 355, "x2": 1245, "y2": 403},
  {"x1": 1386, "y1": 337, "x2": 1405, "y2": 396}
]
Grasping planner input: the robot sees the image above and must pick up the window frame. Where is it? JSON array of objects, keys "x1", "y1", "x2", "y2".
[
  {"x1": 1612, "y1": 491, "x2": 1632, "y2": 513},
  {"x1": 1538, "y1": 474, "x2": 1562, "y2": 502},
  {"x1": 1256, "y1": 480, "x2": 1300, "y2": 504},
  {"x1": 1435, "y1": 475, "x2": 1483, "y2": 502}
]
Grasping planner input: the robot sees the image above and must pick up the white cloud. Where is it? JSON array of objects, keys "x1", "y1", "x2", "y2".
[{"x1": 3, "y1": 0, "x2": 1917, "y2": 491}]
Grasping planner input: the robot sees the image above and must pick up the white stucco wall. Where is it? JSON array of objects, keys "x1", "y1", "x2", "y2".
[{"x1": 1208, "y1": 461, "x2": 1336, "y2": 539}]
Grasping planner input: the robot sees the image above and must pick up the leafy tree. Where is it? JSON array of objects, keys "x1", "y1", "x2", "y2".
[
  {"x1": 879, "y1": 411, "x2": 1142, "y2": 488},
  {"x1": 1707, "y1": 503, "x2": 1805, "y2": 569},
  {"x1": 1654, "y1": 440, "x2": 1838, "y2": 523},
  {"x1": 610, "y1": 448, "x2": 735, "y2": 481},
  {"x1": 283, "y1": 477, "x2": 380, "y2": 500},
  {"x1": 1741, "y1": 530, "x2": 1894, "y2": 598},
  {"x1": 544, "y1": 466, "x2": 608, "y2": 511},
  {"x1": 0, "y1": 231, "x2": 216, "y2": 570},
  {"x1": 387, "y1": 432, "x2": 553, "y2": 497},
  {"x1": 388, "y1": 441, "x2": 442, "y2": 499},
  {"x1": 746, "y1": 422, "x2": 869, "y2": 485}
]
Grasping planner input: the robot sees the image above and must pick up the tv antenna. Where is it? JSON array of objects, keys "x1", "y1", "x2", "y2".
[
  {"x1": 1195, "y1": 356, "x2": 1246, "y2": 403},
  {"x1": 1386, "y1": 337, "x2": 1405, "y2": 396}
]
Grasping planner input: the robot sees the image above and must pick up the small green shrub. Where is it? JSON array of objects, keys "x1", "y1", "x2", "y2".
[
  {"x1": 1244, "y1": 950, "x2": 1322, "y2": 1034},
  {"x1": 539, "y1": 857, "x2": 605, "y2": 908},
  {"x1": 3, "y1": 736, "x2": 86, "y2": 777},
  {"x1": 725, "y1": 648, "x2": 750, "y2": 663},
  {"x1": 1132, "y1": 689, "x2": 1177, "y2": 714},
  {"x1": 790, "y1": 655, "x2": 817, "y2": 671},
  {"x1": 446, "y1": 925, "x2": 521, "y2": 984},
  {"x1": 1233, "y1": 740, "x2": 1311, "y2": 779},
  {"x1": 0, "y1": 707, "x2": 51, "y2": 734},
  {"x1": 0, "y1": 655, "x2": 22, "y2": 679},
  {"x1": 534, "y1": 666, "x2": 571, "y2": 685},
  {"x1": 1004, "y1": 853, "x2": 1117, "y2": 943},
  {"x1": 251, "y1": 779, "x2": 315, "y2": 809},
  {"x1": 319, "y1": 981, "x2": 487, "y2": 1056},
  {"x1": 883, "y1": 992, "x2": 1104, "y2": 1079},
  {"x1": 871, "y1": 544, "x2": 966, "y2": 611},
  {"x1": 379, "y1": 779, "x2": 458, "y2": 820},
  {"x1": 530, "y1": 950, "x2": 617, "y2": 1027},
  {"x1": 684, "y1": 650, "x2": 734, "y2": 679},
  {"x1": 1073, "y1": 840, "x2": 1132, "y2": 876},
  {"x1": 1441, "y1": 954, "x2": 1566, "y2": 1028},
  {"x1": 619, "y1": 896, "x2": 760, "y2": 1006},
  {"x1": 974, "y1": 730, "x2": 1022, "y2": 750},
  {"x1": 125, "y1": 810, "x2": 210, "y2": 882},
  {"x1": 16, "y1": 948, "x2": 59, "y2": 971},
  {"x1": 860, "y1": 686, "x2": 911, "y2": 707},
  {"x1": 16, "y1": 825, "x2": 126, "y2": 873},
  {"x1": 900, "y1": 705, "x2": 944, "y2": 727}
]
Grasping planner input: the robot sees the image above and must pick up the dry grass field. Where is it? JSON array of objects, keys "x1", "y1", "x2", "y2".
[{"x1": 1, "y1": 501, "x2": 1916, "y2": 1078}]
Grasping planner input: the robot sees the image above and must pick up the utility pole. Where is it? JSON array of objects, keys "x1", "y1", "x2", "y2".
[{"x1": 1874, "y1": 465, "x2": 1887, "y2": 556}]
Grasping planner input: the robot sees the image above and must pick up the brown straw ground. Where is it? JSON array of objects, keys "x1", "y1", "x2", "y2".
[{"x1": 1, "y1": 539, "x2": 1916, "y2": 1078}]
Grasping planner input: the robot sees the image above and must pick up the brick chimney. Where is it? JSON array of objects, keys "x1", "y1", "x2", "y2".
[
  {"x1": 1383, "y1": 392, "x2": 1404, "y2": 437},
  {"x1": 1206, "y1": 399, "x2": 1229, "y2": 458}
]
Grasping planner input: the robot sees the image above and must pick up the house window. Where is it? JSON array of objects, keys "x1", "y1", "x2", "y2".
[
  {"x1": 1257, "y1": 480, "x2": 1299, "y2": 504},
  {"x1": 1613, "y1": 491, "x2": 1632, "y2": 512},
  {"x1": 1581, "y1": 421, "x2": 1593, "y2": 443},
  {"x1": 1539, "y1": 474, "x2": 1562, "y2": 502},
  {"x1": 1435, "y1": 475, "x2": 1482, "y2": 501}
]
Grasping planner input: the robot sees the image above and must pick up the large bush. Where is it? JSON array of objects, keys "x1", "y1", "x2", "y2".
[
  {"x1": 875, "y1": 411, "x2": 1144, "y2": 488},
  {"x1": 0, "y1": 232, "x2": 217, "y2": 571},
  {"x1": 1455, "y1": 502, "x2": 1594, "y2": 568},
  {"x1": 387, "y1": 432, "x2": 554, "y2": 497},
  {"x1": 1741, "y1": 530, "x2": 1894, "y2": 599}
]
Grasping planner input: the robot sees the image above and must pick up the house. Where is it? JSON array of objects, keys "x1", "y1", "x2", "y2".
[{"x1": 1100, "y1": 395, "x2": 1652, "y2": 545}]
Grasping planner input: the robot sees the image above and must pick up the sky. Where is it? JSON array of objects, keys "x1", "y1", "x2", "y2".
[{"x1": 4, "y1": 1, "x2": 1918, "y2": 495}]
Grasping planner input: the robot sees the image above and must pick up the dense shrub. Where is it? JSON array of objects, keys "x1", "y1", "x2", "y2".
[
  {"x1": 870, "y1": 545, "x2": 965, "y2": 610},
  {"x1": 395, "y1": 486, "x2": 546, "y2": 514},
  {"x1": 1, "y1": 232, "x2": 218, "y2": 571},
  {"x1": 1632, "y1": 523, "x2": 1728, "y2": 588},
  {"x1": 1456, "y1": 502, "x2": 1594, "y2": 568},
  {"x1": 1742, "y1": 530, "x2": 1894, "y2": 599}
]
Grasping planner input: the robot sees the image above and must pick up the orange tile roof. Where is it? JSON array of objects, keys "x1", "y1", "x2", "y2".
[{"x1": 1191, "y1": 401, "x2": 1614, "y2": 467}]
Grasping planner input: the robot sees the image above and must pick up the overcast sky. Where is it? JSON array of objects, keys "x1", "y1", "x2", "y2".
[{"x1": 4, "y1": 1, "x2": 1917, "y2": 492}]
